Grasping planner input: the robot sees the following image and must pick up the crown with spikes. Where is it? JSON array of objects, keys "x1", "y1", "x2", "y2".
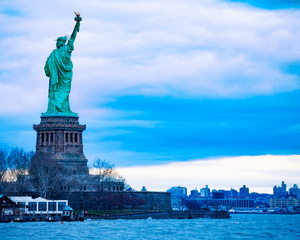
[{"x1": 56, "y1": 34, "x2": 69, "y2": 43}]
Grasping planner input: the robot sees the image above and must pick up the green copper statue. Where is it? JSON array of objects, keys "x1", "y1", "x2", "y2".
[{"x1": 43, "y1": 12, "x2": 82, "y2": 117}]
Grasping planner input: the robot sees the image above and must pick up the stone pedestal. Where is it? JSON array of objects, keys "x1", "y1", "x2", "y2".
[{"x1": 32, "y1": 116, "x2": 88, "y2": 175}]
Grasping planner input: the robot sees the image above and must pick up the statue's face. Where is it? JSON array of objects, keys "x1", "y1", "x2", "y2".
[{"x1": 56, "y1": 39, "x2": 65, "y2": 48}]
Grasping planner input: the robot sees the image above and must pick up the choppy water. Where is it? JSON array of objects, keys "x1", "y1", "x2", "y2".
[{"x1": 1, "y1": 214, "x2": 300, "y2": 239}]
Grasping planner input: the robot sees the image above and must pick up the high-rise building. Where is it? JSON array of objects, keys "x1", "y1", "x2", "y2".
[
  {"x1": 289, "y1": 184, "x2": 300, "y2": 199},
  {"x1": 229, "y1": 189, "x2": 238, "y2": 197},
  {"x1": 273, "y1": 186, "x2": 278, "y2": 196},
  {"x1": 190, "y1": 189, "x2": 199, "y2": 197},
  {"x1": 273, "y1": 181, "x2": 288, "y2": 197},
  {"x1": 281, "y1": 181, "x2": 287, "y2": 193},
  {"x1": 239, "y1": 185, "x2": 249, "y2": 196},
  {"x1": 200, "y1": 185, "x2": 210, "y2": 197},
  {"x1": 167, "y1": 186, "x2": 187, "y2": 197},
  {"x1": 167, "y1": 186, "x2": 188, "y2": 209}
]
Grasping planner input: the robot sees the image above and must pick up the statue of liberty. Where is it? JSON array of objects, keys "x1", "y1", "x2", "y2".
[{"x1": 43, "y1": 12, "x2": 82, "y2": 117}]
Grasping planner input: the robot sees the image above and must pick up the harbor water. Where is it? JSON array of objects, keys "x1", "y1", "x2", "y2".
[{"x1": 1, "y1": 214, "x2": 299, "y2": 239}]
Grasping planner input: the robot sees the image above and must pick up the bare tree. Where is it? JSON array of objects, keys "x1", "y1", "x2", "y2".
[
  {"x1": 7, "y1": 148, "x2": 33, "y2": 181},
  {"x1": 0, "y1": 148, "x2": 9, "y2": 193},
  {"x1": 0, "y1": 148, "x2": 34, "y2": 194},
  {"x1": 90, "y1": 158, "x2": 129, "y2": 211},
  {"x1": 0, "y1": 148, "x2": 8, "y2": 182},
  {"x1": 92, "y1": 158, "x2": 116, "y2": 191},
  {"x1": 30, "y1": 159, "x2": 66, "y2": 199},
  {"x1": 71, "y1": 174, "x2": 92, "y2": 210}
]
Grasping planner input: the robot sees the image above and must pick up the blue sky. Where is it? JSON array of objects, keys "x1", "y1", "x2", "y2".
[
  {"x1": 1, "y1": 0, "x2": 300, "y2": 192},
  {"x1": 226, "y1": 0, "x2": 300, "y2": 9}
]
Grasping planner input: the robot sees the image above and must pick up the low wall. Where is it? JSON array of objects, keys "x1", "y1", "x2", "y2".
[
  {"x1": 54, "y1": 191, "x2": 172, "y2": 211},
  {"x1": 87, "y1": 210, "x2": 231, "y2": 220}
]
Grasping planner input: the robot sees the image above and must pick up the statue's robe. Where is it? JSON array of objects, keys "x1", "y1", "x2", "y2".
[{"x1": 44, "y1": 40, "x2": 74, "y2": 113}]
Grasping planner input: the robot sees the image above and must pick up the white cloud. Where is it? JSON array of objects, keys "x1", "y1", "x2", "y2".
[
  {"x1": 117, "y1": 155, "x2": 300, "y2": 194},
  {"x1": 1, "y1": 0, "x2": 300, "y2": 115}
]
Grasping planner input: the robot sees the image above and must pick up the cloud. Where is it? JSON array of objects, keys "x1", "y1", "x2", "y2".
[
  {"x1": 1, "y1": 1, "x2": 300, "y2": 173},
  {"x1": 117, "y1": 155, "x2": 300, "y2": 193},
  {"x1": 1, "y1": 0, "x2": 300, "y2": 116}
]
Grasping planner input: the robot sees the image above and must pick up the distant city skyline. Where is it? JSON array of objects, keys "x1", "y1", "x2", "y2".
[
  {"x1": 117, "y1": 155, "x2": 300, "y2": 194},
  {"x1": 1, "y1": 0, "x2": 300, "y2": 193}
]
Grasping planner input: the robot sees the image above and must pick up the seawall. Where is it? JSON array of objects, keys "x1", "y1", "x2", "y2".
[{"x1": 86, "y1": 210, "x2": 231, "y2": 220}]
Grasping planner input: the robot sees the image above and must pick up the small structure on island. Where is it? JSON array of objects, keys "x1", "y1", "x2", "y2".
[
  {"x1": 61, "y1": 205, "x2": 74, "y2": 221},
  {"x1": 8, "y1": 196, "x2": 68, "y2": 215},
  {"x1": 0, "y1": 195, "x2": 17, "y2": 216}
]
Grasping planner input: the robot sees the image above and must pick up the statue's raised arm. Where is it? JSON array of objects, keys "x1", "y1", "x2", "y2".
[
  {"x1": 43, "y1": 12, "x2": 82, "y2": 117},
  {"x1": 69, "y1": 12, "x2": 81, "y2": 44}
]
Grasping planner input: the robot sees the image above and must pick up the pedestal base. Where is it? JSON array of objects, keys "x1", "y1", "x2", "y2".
[{"x1": 32, "y1": 116, "x2": 88, "y2": 175}]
